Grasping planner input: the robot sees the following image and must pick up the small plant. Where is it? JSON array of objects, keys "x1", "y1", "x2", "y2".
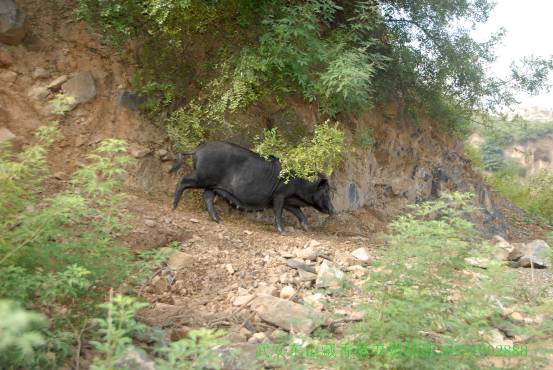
[
  {"x1": 0, "y1": 300, "x2": 46, "y2": 367},
  {"x1": 156, "y1": 328, "x2": 227, "y2": 370},
  {"x1": 49, "y1": 93, "x2": 76, "y2": 115},
  {"x1": 90, "y1": 294, "x2": 148, "y2": 369}
]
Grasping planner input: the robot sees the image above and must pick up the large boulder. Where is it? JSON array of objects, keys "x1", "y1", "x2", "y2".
[
  {"x1": 61, "y1": 72, "x2": 97, "y2": 108},
  {"x1": 0, "y1": 0, "x2": 25, "y2": 45}
]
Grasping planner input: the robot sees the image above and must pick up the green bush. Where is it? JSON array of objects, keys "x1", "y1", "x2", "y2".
[
  {"x1": 254, "y1": 121, "x2": 346, "y2": 181},
  {"x1": 342, "y1": 193, "x2": 551, "y2": 369},
  {"x1": 0, "y1": 300, "x2": 46, "y2": 368}
]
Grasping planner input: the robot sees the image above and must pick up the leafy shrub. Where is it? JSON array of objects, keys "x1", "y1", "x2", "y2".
[
  {"x1": 254, "y1": 121, "x2": 346, "y2": 181},
  {"x1": 0, "y1": 300, "x2": 46, "y2": 367},
  {"x1": 49, "y1": 94, "x2": 76, "y2": 115},
  {"x1": 346, "y1": 193, "x2": 551, "y2": 369}
]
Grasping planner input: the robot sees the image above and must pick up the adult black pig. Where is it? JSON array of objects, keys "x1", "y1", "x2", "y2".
[{"x1": 169, "y1": 141, "x2": 336, "y2": 233}]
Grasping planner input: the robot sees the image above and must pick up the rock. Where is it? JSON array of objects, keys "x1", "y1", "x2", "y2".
[
  {"x1": 464, "y1": 257, "x2": 490, "y2": 269},
  {"x1": 351, "y1": 247, "x2": 370, "y2": 262},
  {"x1": 0, "y1": 0, "x2": 25, "y2": 45},
  {"x1": 518, "y1": 240, "x2": 550, "y2": 268},
  {"x1": 167, "y1": 252, "x2": 194, "y2": 270},
  {"x1": 295, "y1": 246, "x2": 318, "y2": 261},
  {"x1": 114, "y1": 348, "x2": 156, "y2": 370},
  {"x1": 297, "y1": 269, "x2": 317, "y2": 282},
  {"x1": 189, "y1": 218, "x2": 200, "y2": 223},
  {"x1": 316, "y1": 260, "x2": 345, "y2": 288},
  {"x1": 244, "y1": 230, "x2": 253, "y2": 236},
  {"x1": 32, "y1": 67, "x2": 50, "y2": 79},
  {"x1": 250, "y1": 295, "x2": 324, "y2": 334},
  {"x1": 28, "y1": 85, "x2": 50, "y2": 100},
  {"x1": 490, "y1": 235, "x2": 514, "y2": 261},
  {"x1": 0, "y1": 69, "x2": 16, "y2": 84},
  {"x1": 509, "y1": 243, "x2": 526, "y2": 261},
  {"x1": 225, "y1": 264, "x2": 235, "y2": 275},
  {"x1": 233, "y1": 294, "x2": 254, "y2": 306},
  {"x1": 302, "y1": 293, "x2": 324, "y2": 310},
  {"x1": 247, "y1": 332, "x2": 267, "y2": 344},
  {"x1": 346, "y1": 265, "x2": 368, "y2": 278},
  {"x1": 129, "y1": 144, "x2": 151, "y2": 158},
  {"x1": 279, "y1": 250, "x2": 294, "y2": 258},
  {"x1": 269, "y1": 329, "x2": 288, "y2": 341},
  {"x1": 117, "y1": 90, "x2": 146, "y2": 110},
  {"x1": 0, "y1": 48, "x2": 13, "y2": 66},
  {"x1": 487, "y1": 329, "x2": 513, "y2": 347},
  {"x1": 303, "y1": 239, "x2": 321, "y2": 249},
  {"x1": 216, "y1": 343, "x2": 260, "y2": 370},
  {"x1": 509, "y1": 311, "x2": 524, "y2": 322},
  {"x1": 279, "y1": 286, "x2": 296, "y2": 300},
  {"x1": 254, "y1": 284, "x2": 278, "y2": 297},
  {"x1": 144, "y1": 219, "x2": 155, "y2": 227},
  {"x1": 46, "y1": 75, "x2": 68, "y2": 90},
  {"x1": 151, "y1": 275, "x2": 168, "y2": 294},
  {"x1": 286, "y1": 259, "x2": 316, "y2": 273},
  {"x1": 279, "y1": 273, "x2": 294, "y2": 284},
  {"x1": 0, "y1": 127, "x2": 15, "y2": 142},
  {"x1": 61, "y1": 72, "x2": 96, "y2": 106}
]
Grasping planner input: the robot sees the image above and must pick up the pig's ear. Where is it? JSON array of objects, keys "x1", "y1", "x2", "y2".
[{"x1": 317, "y1": 178, "x2": 329, "y2": 189}]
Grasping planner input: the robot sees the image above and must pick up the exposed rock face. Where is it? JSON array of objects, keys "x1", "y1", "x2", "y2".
[
  {"x1": 0, "y1": 0, "x2": 25, "y2": 45},
  {"x1": 504, "y1": 134, "x2": 553, "y2": 176}
]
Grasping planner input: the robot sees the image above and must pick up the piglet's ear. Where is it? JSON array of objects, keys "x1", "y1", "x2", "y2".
[{"x1": 318, "y1": 178, "x2": 329, "y2": 189}]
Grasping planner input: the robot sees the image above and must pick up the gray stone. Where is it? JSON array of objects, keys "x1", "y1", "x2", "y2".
[
  {"x1": 490, "y1": 235, "x2": 514, "y2": 261},
  {"x1": 286, "y1": 259, "x2": 316, "y2": 273},
  {"x1": 316, "y1": 260, "x2": 345, "y2": 288},
  {"x1": 167, "y1": 252, "x2": 194, "y2": 270},
  {"x1": 348, "y1": 182, "x2": 360, "y2": 209},
  {"x1": 279, "y1": 286, "x2": 295, "y2": 300},
  {"x1": 32, "y1": 67, "x2": 50, "y2": 79},
  {"x1": 250, "y1": 294, "x2": 324, "y2": 334},
  {"x1": 297, "y1": 269, "x2": 317, "y2": 282},
  {"x1": 0, "y1": 127, "x2": 15, "y2": 142},
  {"x1": 117, "y1": 90, "x2": 146, "y2": 110},
  {"x1": 351, "y1": 247, "x2": 370, "y2": 262},
  {"x1": 46, "y1": 75, "x2": 68, "y2": 90},
  {"x1": 518, "y1": 240, "x2": 550, "y2": 268},
  {"x1": 61, "y1": 72, "x2": 96, "y2": 106},
  {"x1": 115, "y1": 348, "x2": 157, "y2": 370},
  {"x1": 28, "y1": 86, "x2": 49, "y2": 100},
  {"x1": 0, "y1": 0, "x2": 25, "y2": 45},
  {"x1": 294, "y1": 245, "x2": 318, "y2": 261}
]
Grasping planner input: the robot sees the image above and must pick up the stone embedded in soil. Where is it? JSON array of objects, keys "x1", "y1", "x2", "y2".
[
  {"x1": 130, "y1": 144, "x2": 151, "y2": 158},
  {"x1": 0, "y1": 69, "x2": 16, "y2": 84},
  {"x1": 233, "y1": 294, "x2": 254, "y2": 306},
  {"x1": 295, "y1": 246, "x2": 318, "y2": 261},
  {"x1": 279, "y1": 272, "x2": 295, "y2": 284},
  {"x1": 32, "y1": 67, "x2": 50, "y2": 79},
  {"x1": 189, "y1": 218, "x2": 200, "y2": 223},
  {"x1": 167, "y1": 252, "x2": 194, "y2": 270},
  {"x1": 490, "y1": 235, "x2": 514, "y2": 261},
  {"x1": 0, "y1": 0, "x2": 26, "y2": 45},
  {"x1": 464, "y1": 257, "x2": 490, "y2": 269},
  {"x1": 0, "y1": 127, "x2": 15, "y2": 142},
  {"x1": 28, "y1": 85, "x2": 50, "y2": 100},
  {"x1": 487, "y1": 329, "x2": 513, "y2": 347},
  {"x1": 250, "y1": 294, "x2": 324, "y2": 334},
  {"x1": 351, "y1": 247, "x2": 370, "y2": 262},
  {"x1": 254, "y1": 283, "x2": 278, "y2": 297},
  {"x1": 225, "y1": 263, "x2": 235, "y2": 275},
  {"x1": 151, "y1": 275, "x2": 169, "y2": 294},
  {"x1": 518, "y1": 240, "x2": 550, "y2": 268},
  {"x1": 302, "y1": 293, "x2": 324, "y2": 310},
  {"x1": 61, "y1": 71, "x2": 97, "y2": 107},
  {"x1": 46, "y1": 75, "x2": 68, "y2": 90},
  {"x1": 297, "y1": 269, "x2": 317, "y2": 282},
  {"x1": 114, "y1": 348, "x2": 156, "y2": 370},
  {"x1": 316, "y1": 260, "x2": 345, "y2": 288},
  {"x1": 144, "y1": 219, "x2": 155, "y2": 227},
  {"x1": 279, "y1": 286, "x2": 296, "y2": 300},
  {"x1": 247, "y1": 332, "x2": 267, "y2": 344},
  {"x1": 286, "y1": 259, "x2": 316, "y2": 273}
]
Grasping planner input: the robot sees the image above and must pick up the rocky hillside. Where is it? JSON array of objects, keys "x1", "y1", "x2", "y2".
[{"x1": 2, "y1": 1, "x2": 553, "y2": 368}]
